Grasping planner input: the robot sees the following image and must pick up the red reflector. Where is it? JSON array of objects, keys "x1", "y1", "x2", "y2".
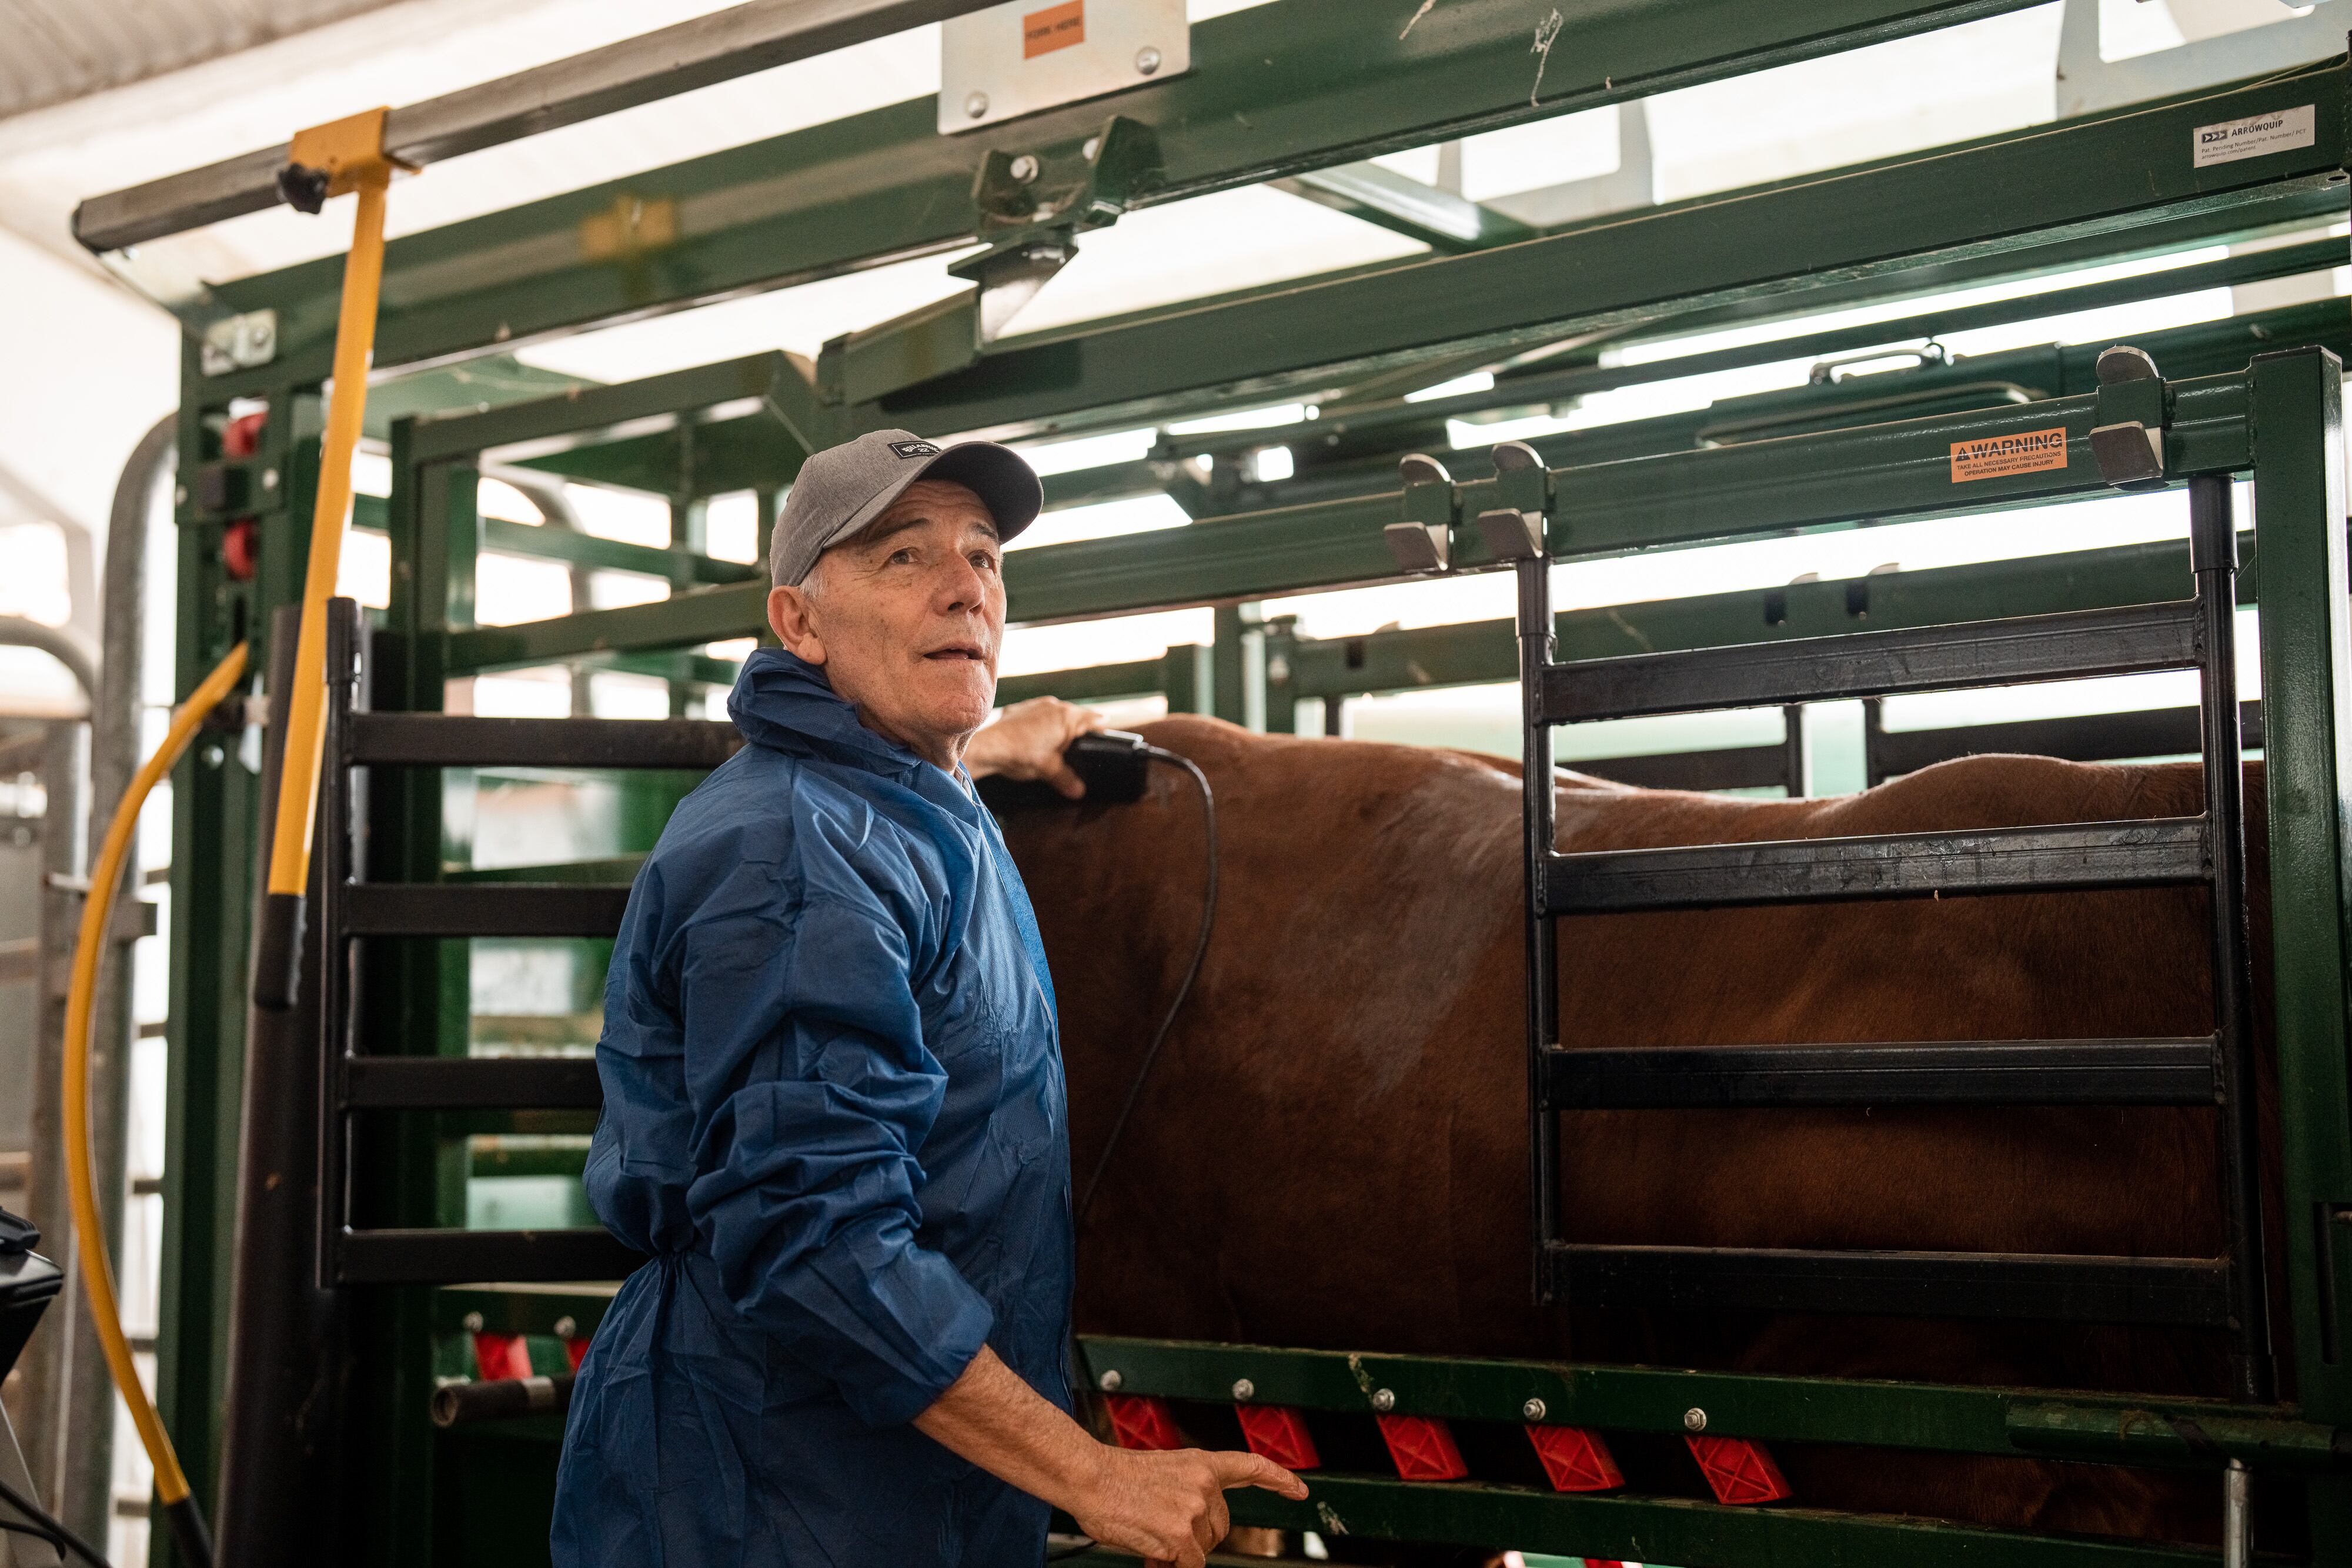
[
  {"x1": 1234, "y1": 1404, "x2": 1320, "y2": 1470},
  {"x1": 1686, "y1": 1433, "x2": 1792, "y2": 1505},
  {"x1": 472, "y1": 1332, "x2": 530, "y2": 1380},
  {"x1": 564, "y1": 1336, "x2": 590, "y2": 1372},
  {"x1": 1583, "y1": 1560, "x2": 1630, "y2": 1568},
  {"x1": 1375, "y1": 1413, "x2": 1468, "y2": 1481},
  {"x1": 1524, "y1": 1423, "x2": 1623, "y2": 1492},
  {"x1": 1104, "y1": 1393, "x2": 1184, "y2": 1452}
]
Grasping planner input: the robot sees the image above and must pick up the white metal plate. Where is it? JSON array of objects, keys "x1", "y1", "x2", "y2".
[{"x1": 940, "y1": 0, "x2": 1189, "y2": 135}]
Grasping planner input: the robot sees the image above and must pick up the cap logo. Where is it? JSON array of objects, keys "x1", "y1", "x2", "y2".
[{"x1": 888, "y1": 439, "x2": 941, "y2": 459}]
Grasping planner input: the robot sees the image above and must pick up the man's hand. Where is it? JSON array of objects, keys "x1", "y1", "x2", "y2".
[
  {"x1": 1069, "y1": 1444, "x2": 1307, "y2": 1568},
  {"x1": 964, "y1": 696, "x2": 1104, "y2": 798},
  {"x1": 913, "y1": 1347, "x2": 1305, "y2": 1568}
]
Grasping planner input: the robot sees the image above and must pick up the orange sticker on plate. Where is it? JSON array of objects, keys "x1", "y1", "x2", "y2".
[
  {"x1": 1950, "y1": 427, "x2": 2069, "y2": 483},
  {"x1": 1024, "y1": 0, "x2": 1085, "y2": 57}
]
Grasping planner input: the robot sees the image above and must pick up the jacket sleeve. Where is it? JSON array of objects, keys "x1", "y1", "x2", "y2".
[{"x1": 679, "y1": 871, "x2": 994, "y2": 1429}]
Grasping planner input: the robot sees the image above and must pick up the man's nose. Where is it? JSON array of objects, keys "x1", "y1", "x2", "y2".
[{"x1": 933, "y1": 551, "x2": 991, "y2": 613}]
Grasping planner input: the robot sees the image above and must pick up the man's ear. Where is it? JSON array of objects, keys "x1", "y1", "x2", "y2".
[{"x1": 767, "y1": 584, "x2": 827, "y2": 666}]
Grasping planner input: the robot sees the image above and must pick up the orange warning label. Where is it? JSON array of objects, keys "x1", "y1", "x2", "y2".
[
  {"x1": 1024, "y1": 0, "x2": 1085, "y2": 57},
  {"x1": 1949, "y1": 426, "x2": 2069, "y2": 483}
]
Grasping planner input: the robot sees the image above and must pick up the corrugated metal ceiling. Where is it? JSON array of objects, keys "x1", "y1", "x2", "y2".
[{"x1": 0, "y1": 0, "x2": 407, "y2": 121}]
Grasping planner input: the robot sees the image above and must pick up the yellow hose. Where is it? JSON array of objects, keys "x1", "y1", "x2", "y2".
[{"x1": 63, "y1": 640, "x2": 248, "y2": 1510}]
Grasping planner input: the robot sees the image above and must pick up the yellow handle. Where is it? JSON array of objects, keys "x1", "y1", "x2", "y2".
[
  {"x1": 269, "y1": 167, "x2": 390, "y2": 898},
  {"x1": 64, "y1": 640, "x2": 249, "y2": 1507}
]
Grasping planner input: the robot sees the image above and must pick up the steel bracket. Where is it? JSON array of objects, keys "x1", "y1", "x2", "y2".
[
  {"x1": 2090, "y1": 344, "x2": 2169, "y2": 492},
  {"x1": 1387, "y1": 453, "x2": 1456, "y2": 573},
  {"x1": 199, "y1": 309, "x2": 280, "y2": 377}
]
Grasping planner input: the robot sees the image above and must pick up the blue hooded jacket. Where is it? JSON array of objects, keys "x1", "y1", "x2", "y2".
[{"x1": 552, "y1": 647, "x2": 1074, "y2": 1567}]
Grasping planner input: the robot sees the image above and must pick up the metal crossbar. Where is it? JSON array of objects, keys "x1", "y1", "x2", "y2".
[{"x1": 1504, "y1": 452, "x2": 2274, "y2": 1402}]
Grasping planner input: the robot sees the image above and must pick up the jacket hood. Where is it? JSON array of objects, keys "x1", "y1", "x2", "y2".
[{"x1": 726, "y1": 648, "x2": 977, "y2": 815}]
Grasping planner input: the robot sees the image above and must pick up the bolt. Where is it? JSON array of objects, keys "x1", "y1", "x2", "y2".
[
  {"x1": 1098, "y1": 1369, "x2": 1122, "y2": 1392},
  {"x1": 1522, "y1": 1398, "x2": 1547, "y2": 1422},
  {"x1": 1135, "y1": 45, "x2": 1162, "y2": 75},
  {"x1": 1083, "y1": 136, "x2": 1102, "y2": 160},
  {"x1": 1371, "y1": 1388, "x2": 1395, "y2": 1413},
  {"x1": 462, "y1": 1312, "x2": 485, "y2": 1333},
  {"x1": 1008, "y1": 154, "x2": 1040, "y2": 183},
  {"x1": 1232, "y1": 1378, "x2": 1254, "y2": 1401},
  {"x1": 552, "y1": 1316, "x2": 577, "y2": 1339},
  {"x1": 965, "y1": 91, "x2": 989, "y2": 119},
  {"x1": 1684, "y1": 1407, "x2": 1707, "y2": 1433},
  {"x1": 261, "y1": 468, "x2": 279, "y2": 491}
]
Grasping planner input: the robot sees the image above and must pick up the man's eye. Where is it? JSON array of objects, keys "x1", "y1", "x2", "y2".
[
  {"x1": 889, "y1": 548, "x2": 920, "y2": 565},
  {"x1": 971, "y1": 552, "x2": 1000, "y2": 573}
]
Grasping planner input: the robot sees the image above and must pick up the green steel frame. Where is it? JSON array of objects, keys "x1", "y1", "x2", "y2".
[{"x1": 152, "y1": 5, "x2": 2352, "y2": 1564}]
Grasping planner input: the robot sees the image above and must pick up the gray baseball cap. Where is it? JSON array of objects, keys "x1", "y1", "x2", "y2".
[{"x1": 770, "y1": 428, "x2": 1043, "y2": 586}]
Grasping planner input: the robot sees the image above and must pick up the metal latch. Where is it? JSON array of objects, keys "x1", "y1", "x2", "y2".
[
  {"x1": 2089, "y1": 344, "x2": 2167, "y2": 491},
  {"x1": 1477, "y1": 441, "x2": 1548, "y2": 560},
  {"x1": 1385, "y1": 453, "x2": 1455, "y2": 571}
]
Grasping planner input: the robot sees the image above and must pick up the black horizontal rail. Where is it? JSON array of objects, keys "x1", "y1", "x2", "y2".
[
  {"x1": 337, "y1": 1227, "x2": 644, "y2": 1286},
  {"x1": 1544, "y1": 818, "x2": 2209, "y2": 913},
  {"x1": 343, "y1": 1055, "x2": 603, "y2": 1111},
  {"x1": 1545, "y1": 1243, "x2": 2230, "y2": 1326},
  {"x1": 1545, "y1": 1037, "x2": 2220, "y2": 1109},
  {"x1": 347, "y1": 712, "x2": 740, "y2": 770},
  {"x1": 342, "y1": 884, "x2": 633, "y2": 938},
  {"x1": 1540, "y1": 601, "x2": 2203, "y2": 725},
  {"x1": 1869, "y1": 701, "x2": 2263, "y2": 784}
]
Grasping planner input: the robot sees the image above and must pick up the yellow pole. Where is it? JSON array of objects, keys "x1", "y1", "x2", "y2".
[{"x1": 62, "y1": 641, "x2": 246, "y2": 1545}]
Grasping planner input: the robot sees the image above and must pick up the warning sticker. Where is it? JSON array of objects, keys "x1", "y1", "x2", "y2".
[
  {"x1": 1023, "y1": 0, "x2": 1085, "y2": 58},
  {"x1": 1950, "y1": 427, "x2": 2069, "y2": 484},
  {"x1": 2192, "y1": 105, "x2": 2315, "y2": 168}
]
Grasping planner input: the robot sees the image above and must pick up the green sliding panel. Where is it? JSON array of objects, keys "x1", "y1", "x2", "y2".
[{"x1": 2249, "y1": 346, "x2": 2352, "y2": 1559}]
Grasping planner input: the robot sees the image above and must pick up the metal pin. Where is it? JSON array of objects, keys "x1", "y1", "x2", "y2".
[
  {"x1": 1098, "y1": 1369, "x2": 1122, "y2": 1392},
  {"x1": 1522, "y1": 1398, "x2": 1546, "y2": 1421},
  {"x1": 1232, "y1": 1378, "x2": 1254, "y2": 1401},
  {"x1": 2223, "y1": 1458, "x2": 2250, "y2": 1568},
  {"x1": 1371, "y1": 1388, "x2": 1395, "y2": 1412}
]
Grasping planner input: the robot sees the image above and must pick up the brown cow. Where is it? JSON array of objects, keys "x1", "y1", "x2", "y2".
[{"x1": 994, "y1": 715, "x2": 2280, "y2": 1558}]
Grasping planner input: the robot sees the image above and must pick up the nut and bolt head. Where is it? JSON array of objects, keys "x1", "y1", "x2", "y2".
[
  {"x1": 1135, "y1": 45, "x2": 1162, "y2": 75},
  {"x1": 462, "y1": 1312, "x2": 485, "y2": 1333},
  {"x1": 1008, "y1": 154, "x2": 1040, "y2": 183},
  {"x1": 261, "y1": 468, "x2": 279, "y2": 491},
  {"x1": 964, "y1": 91, "x2": 990, "y2": 119},
  {"x1": 1522, "y1": 1398, "x2": 1547, "y2": 1422},
  {"x1": 1683, "y1": 1407, "x2": 1708, "y2": 1433},
  {"x1": 1231, "y1": 1378, "x2": 1254, "y2": 1401},
  {"x1": 1371, "y1": 1388, "x2": 1395, "y2": 1413},
  {"x1": 1098, "y1": 1369, "x2": 1122, "y2": 1392},
  {"x1": 1082, "y1": 136, "x2": 1102, "y2": 159},
  {"x1": 173, "y1": 486, "x2": 189, "y2": 507},
  {"x1": 552, "y1": 1316, "x2": 577, "y2": 1339}
]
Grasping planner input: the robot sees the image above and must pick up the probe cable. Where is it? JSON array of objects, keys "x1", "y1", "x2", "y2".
[
  {"x1": 0, "y1": 1470, "x2": 113, "y2": 1568},
  {"x1": 1074, "y1": 744, "x2": 1217, "y2": 1233},
  {"x1": 62, "y1": 640, "x2": 247, "y2": 1568}
]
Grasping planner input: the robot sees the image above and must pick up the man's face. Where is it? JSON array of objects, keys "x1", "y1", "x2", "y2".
[{"x1": 766, "y1": 479, "x2": 1005, "y2": 768}]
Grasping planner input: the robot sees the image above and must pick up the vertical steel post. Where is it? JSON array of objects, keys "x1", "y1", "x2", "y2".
[
  {"x1": 1516, "y1": 549, "x2": 1558, "y2": 1303},
  {"x1": 2189, "y1": 471, "x2": 2272, "y2": 1406},
  {"x1": 2247, "y1": 346, "x2": 2352, "y2": 1558}
]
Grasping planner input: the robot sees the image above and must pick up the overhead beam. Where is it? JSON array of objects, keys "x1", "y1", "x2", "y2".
[
  {"x1": 72, "y1": 0, "x2": 1008, "y2": 253},
  {"x1": 196, "y1": 0, "x2": 2057, "y2": 383}
]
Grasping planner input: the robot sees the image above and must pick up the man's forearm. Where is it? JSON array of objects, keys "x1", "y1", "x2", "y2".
[{"x1": 912, "y1": 1345, "x2": 1101, "y2": 1513}]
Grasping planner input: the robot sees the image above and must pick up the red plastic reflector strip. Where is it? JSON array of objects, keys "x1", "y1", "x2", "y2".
[
  {"x1": 1234, "y1": 1404, "x2": 1320, "y2": 1470},
  {"x1": 1104, "y1": 1393, "x2": 1185, "y2": 1452},
  {"x1": 1375, "y1": 1413, "x2": 1469, "y2": 1481},
  {"x1": 1583, "y1": 1560, "x2": 1630, "y2": 1568},
  {"x1": 1524, "y1": 1423, "x2": 1623, "y2": 1492},
  {"x1": 472, "y1": 1332, "x2": 530, "y2": 1380},
  {"x1": 564, "y1": 1336, "x2": 590, "y2": 1372},
  {"x1": 1686, "y1": 1433, "x2": 1792, "y2": 1505}
]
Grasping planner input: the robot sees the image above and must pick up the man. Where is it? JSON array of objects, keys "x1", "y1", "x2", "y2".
[{"x1": 552, "y1": 429, "x2": 1304, "y2": 1568}]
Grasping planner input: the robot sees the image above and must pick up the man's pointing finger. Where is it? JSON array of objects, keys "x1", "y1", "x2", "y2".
[{"x1": 1211, "y1": 1451, "x2": 1308, "y2": 1499}]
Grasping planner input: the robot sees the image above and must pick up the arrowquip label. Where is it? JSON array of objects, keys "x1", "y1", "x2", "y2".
[
  {"x1": 1950, "y1": 427, "x2": 2068, "y2": 484},
  {"x1": 2193, "y1": 105, "x2": 2314, "y2": 168}
]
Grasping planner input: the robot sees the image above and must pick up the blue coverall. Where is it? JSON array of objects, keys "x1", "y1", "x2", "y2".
[{"x1": 552, "y1": 647, "x2": 1075, "y2": 1567}]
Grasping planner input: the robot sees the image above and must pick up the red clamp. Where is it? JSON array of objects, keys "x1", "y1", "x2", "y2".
[
  {"x1": 1524, "y1": 1423, "x2": 1623, "y2": 1492},
  {"x1": 1104, "y1": 1393, "x2": 1185, "y2": 1452},
  {"x1": 1234, "y1": 1404, "x2": 1320, "y2": 1470},
  {"x1": 1375, "y1": 1413, "x2": 1469, "y2": 1481},
  {"x1": 1686, "y1": 1433, "x2": 1792, "y2": 1505}
]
